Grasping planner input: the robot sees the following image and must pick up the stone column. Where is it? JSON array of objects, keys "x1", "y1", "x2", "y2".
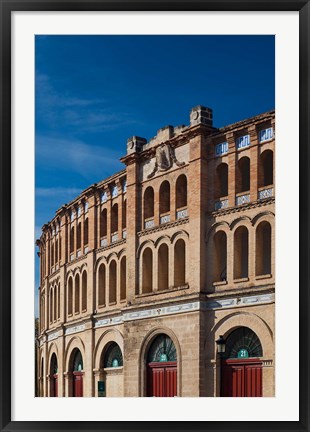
[{"x1": 120, "y1": 136, "x2": 146, "y2": 301}]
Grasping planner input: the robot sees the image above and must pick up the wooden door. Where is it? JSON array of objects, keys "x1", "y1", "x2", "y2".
[
  {"x1": 147, "y1": 362, "x2": 177, "y2": 397},
  {"x1": 221, "y1": 359, "x2": 262, "y2": 397},
  {"x1": 73, "y1": 372, "x2": 83, "y2": 397}
]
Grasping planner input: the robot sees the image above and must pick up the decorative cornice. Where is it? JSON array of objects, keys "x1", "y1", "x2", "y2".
[
  {"x1": 41, "y1": 292, "x2": 274, "y2": 342},
  {"x1": 65, "y1": 324, "x2": 86, "y2": 335},
  {"x1": 205, "y1": 293, "x2": 275, "y2": 310}
]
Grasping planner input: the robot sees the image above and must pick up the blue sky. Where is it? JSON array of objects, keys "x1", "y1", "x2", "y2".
[{"x1": 35, "y1": 35, "x2": 275, "y2": 315}]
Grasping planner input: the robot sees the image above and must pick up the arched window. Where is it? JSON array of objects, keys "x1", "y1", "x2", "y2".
[
  {"x1": 174, "y1": 239, "x2": 186, "y2": 286},
  {"x1": 84, "y1": 218, "x2": 89, "y2": 246},
  {"x1": 100, "y1": 209, "x2": 107, "y2": 238},
  {"x1": 259, "y1": 150, "x2": 273, "y2": 187},
  {"x1": 104, "y1": 342, "x2": 123, "y2": 368},
  {"x1": 215, "y1": 163, "x2": 228, "y2": 198},
  {"x1": 72, "y1": 349, "x2": 83, "y2": 372},
  {"x1": 142, "y1": 248, "x2": 153, "y2": 293},
  {"x1": 109, "y1": 260, "x2": 117, "y2": 304},
  {"x1": 82, "y1": 271, "x2": 87, "y2": 311},
  {"x1": 256, "y1": 221, "x2": 272, "y2": 276},
  {"x1": 122, "y1": 200, "x2": 127, "y2": 230},
  {"x1": 75, "y1": 274, "x2": 80, "y2": 313},
  {"x1": 158, "y1": 243, "x2": 169, "y2": 290},
  {"x1": 70, "y1": 227, "x2": 75, "y2": 253},
  {"x1": 213, "y1": 231, "x2": 227, "y2": 282},
  {"x1": 49, "y1": 288, "x2": 53, "y2": 323},
  {"x1": 224, "y1": 327, "x2": 263, "y2": 359},
  {"x1": 59, "y1": 237, "x2": 62, "y2": 261},
  {"x1": 40, "y1": 358, "x2": 44, "y2": 396},
  {"x1": 148, "y1": 334, "x2": 177, "y2": 363},
  {"x1": 50, "y1": 353, "x2": 58, "y2": 397},
  {"x1": 98, "y1": 264, "x2": 106, "y2": 306},
  {"x1": 111, "y1": 203, "x2": 118, "y2": 234},
  {"x1": 77, "y1": 223, "x2": 81, "y2": 250},
  {"x1": 51, "y1": 244, "x2": 54, "y2": 266},
  {"x1": 120, "y1": 256, "x2": 126, "y2": 301},
  {"x1": 70, "y1": 349, "x2": 84, "y2": 397},
  {"x1": 53, "y1": 286, "x2": 56, "y2": 322},
  {"x1": 176, "y1": 175, "x2": 187, "y2": 209},
  {"x1": 234, "y1": 226, "x2": 249, "y2": 279},
  {"x1": 236, "y1": 157, "x2": 250, "y2": 193},
  {"x1": 55, "y1": 239, "x2": 58, "y2": 263},
  {"x1": 144, "y1": 187, "x2": 154, "y2": 220},
  {"x1": 57, "y1": 283, "x2": 60, "y2": 320},
  {"x1": 68, "y1": 277, "x2": 73, "y2": 316},
  {"x1": 159, "y1": 181, "x2": 170, "y2": 215}
]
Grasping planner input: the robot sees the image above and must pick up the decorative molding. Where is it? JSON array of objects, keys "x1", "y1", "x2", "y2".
[
  {"x1": 97, "y1": 238, "x2": 126, "y2": 253},
  {"x1": 138, "y1": 217, "x2": 189, "y2": 237},
  {"x1": 41, "y1": 293, "x2": 275, "y2": 340},
  {"x1": 65, "y1": 324, "x2": 85, "y2": 335},
  {"x1": 210, "y1": 197, "x2": 274, "y2": 217},
  {"x1": 147, "y1": 143, "x2": 185, "y2": 179},
  {"x1": 205, "y1": 293, "x2": 274, "y2": 310},
  {"x1": 47, "y1": 330, "x2": 61, "y2": 341}
]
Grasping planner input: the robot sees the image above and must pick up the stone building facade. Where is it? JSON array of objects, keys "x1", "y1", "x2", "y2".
[{"x1": 36, "y1": 106, "x2": 275, "y2": 397}]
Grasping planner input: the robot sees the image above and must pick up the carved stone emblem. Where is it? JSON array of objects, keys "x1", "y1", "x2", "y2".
[{"x1": 147, "y1": 143, "x2": 185, "y2": 178}]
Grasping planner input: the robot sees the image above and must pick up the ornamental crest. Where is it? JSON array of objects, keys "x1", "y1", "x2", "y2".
[{"x1": 147, "y1": 143, "x2": 184, "y2": 179}]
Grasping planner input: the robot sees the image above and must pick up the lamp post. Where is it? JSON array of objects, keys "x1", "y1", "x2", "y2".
[
  {"x1": 215, "y1": 335, "x2": 226, "y2": 396},
  {"x1": 216, "y1": 335, "x2": 226, "y2": 357}
]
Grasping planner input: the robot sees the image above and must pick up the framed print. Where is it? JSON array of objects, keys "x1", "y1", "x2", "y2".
[{"x1": 1, "y1": 1, "x2": 309, "y2": 431}]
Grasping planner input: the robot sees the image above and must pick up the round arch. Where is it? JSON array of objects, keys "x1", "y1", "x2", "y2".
[
  {"x1": 139, "y1": 327, "x2": 182, "y2": 397},
  {"x1": 64, "y1": 336, "x2": 86, "y2": 372},
  {"x1": 93, "y1": 329, "x2": 124, "y2": 370},
  {"x1": 209, "y1": 312, "x2": 273, "y2": 360}
]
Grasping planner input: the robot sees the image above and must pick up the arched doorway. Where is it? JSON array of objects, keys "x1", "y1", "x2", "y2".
[
  {"x1": 147, "y1": 334, "x2": 177, "y2": 397},
  {"x1": 221, "y1": 327, "x2": 263, "y2": 397},
  {"x1": 50, "y1": 353, "x2": 58, "y2": 397},
  {"x1": 71, "y1": 349, "x2": 84, "y2": 397},
  {"x1": 100, "y1": 342, "x2": 124, "y2": 397}
]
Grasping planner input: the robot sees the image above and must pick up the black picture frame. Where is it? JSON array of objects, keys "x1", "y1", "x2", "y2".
[{"x1": 0, "y1": 1, "x2": 309, "y2": 431}]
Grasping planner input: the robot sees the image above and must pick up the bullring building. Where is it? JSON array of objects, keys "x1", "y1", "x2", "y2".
[{"x1": 36, "y1": 105, "x2": 275, "y2": 397}]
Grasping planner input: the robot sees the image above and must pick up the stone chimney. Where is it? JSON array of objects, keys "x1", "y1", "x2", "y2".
[{"x1": 190, "y1": 105, "x2": 213, "y2": 127}]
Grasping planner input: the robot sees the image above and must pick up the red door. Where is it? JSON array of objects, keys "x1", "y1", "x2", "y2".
[
  {"x1": 147, "y1": 362, "x2": 177, "y2": 397},
  {"x1": 73, "y1": 372, "x2": 83, "y2": 397},
  {"x1": 221, "y1": 359, "x2": 262, "y2": 397}
]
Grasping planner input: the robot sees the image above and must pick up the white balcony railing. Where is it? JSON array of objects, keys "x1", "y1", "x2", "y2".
[
  {"x1": 235, "y1": 194, "x2": 250, "y2": 206},
  {"x1": 144, "y1": 218, "x2": 155, "y2": 229},
  {"x1": 214, "y1": 199, "x2": 228, "y2": 211},
  {"x1": 258, "y1": 187, "x2": 274, "y2": 200},
  {"x1": 100, "y1": 237, "x2": 108, "y2": 247},
  {"x1": 111, "y1": 232, "x2": 118, "y2": 243},
  {"x1": 160, "y1": 213, "x2": 170, "y2": 224},
  {"x1": 176, "y1": 208, "x2": 188, "y2": 220}
]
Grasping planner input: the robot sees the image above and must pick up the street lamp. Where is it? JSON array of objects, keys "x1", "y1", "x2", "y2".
[
  {"x1": 216, "y1": 335, "x2": 226, "y2": 357},
  {"x1": 215, "y1": 335, "x2": 226, "y2": 397}
]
